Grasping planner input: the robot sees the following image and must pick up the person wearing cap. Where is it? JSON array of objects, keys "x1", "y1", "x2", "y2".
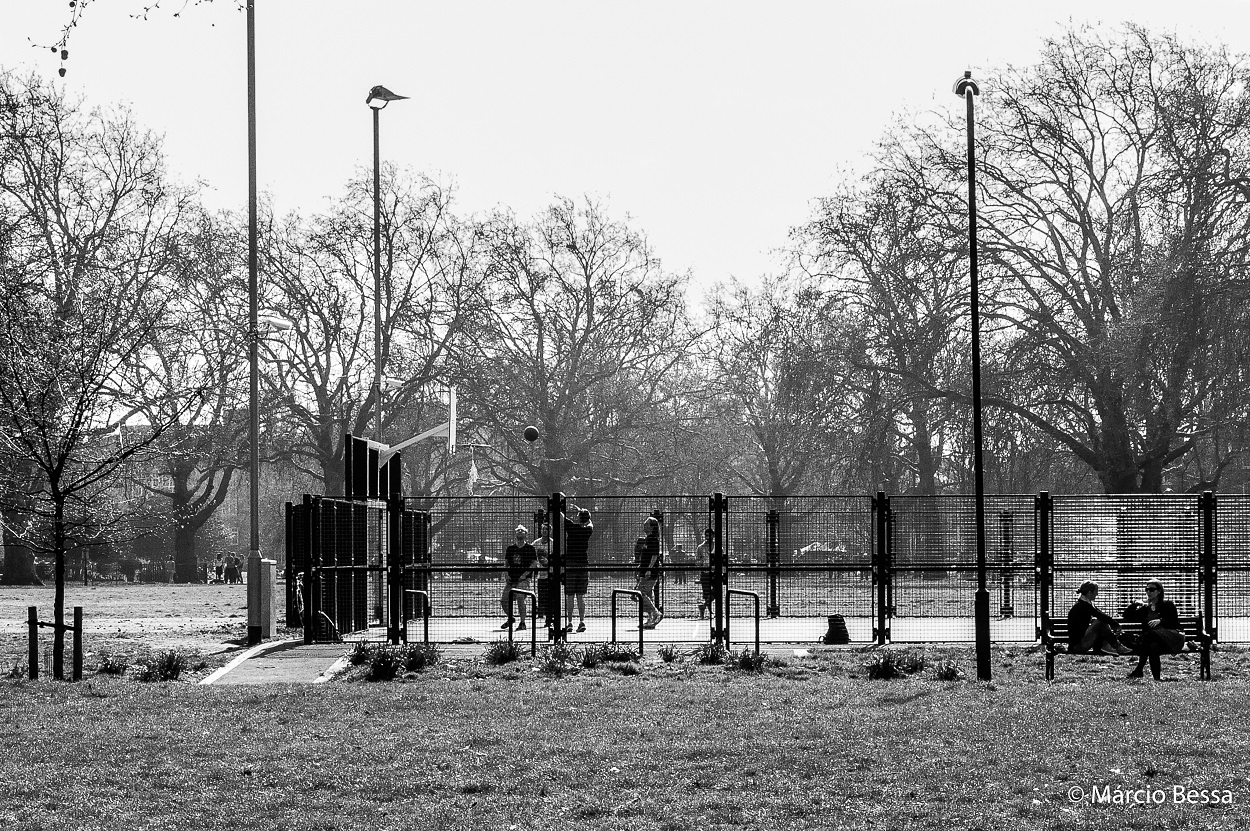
[
  {"x1": 563, "y1": 506, "x2": 594, "y2": 634},
  {"x1": 1066, "y1": 580, "x2": 1133, "y2": 655},
  {"x1": 500, "y1": 525, "x2": 538, "y2": 630}
]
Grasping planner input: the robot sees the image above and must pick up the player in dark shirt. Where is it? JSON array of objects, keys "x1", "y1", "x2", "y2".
[
  {"x1": 563, "y1": 508, "x2": 593, "y2": 634},
  {"x1": 500, "y1": 525, "x2": 537, "y2": 630}
]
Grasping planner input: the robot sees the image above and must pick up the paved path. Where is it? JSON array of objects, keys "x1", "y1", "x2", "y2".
[{"x1": 202, "y1": 640, "x2": 348, "y2": 685}]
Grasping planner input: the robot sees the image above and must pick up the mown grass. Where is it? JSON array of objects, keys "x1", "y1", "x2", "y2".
[{"x1": 2, "y1": 645, "x2": 1249, "y2": 830}]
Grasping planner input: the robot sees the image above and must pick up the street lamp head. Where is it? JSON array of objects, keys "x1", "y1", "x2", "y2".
[
  {"x1": 953, "y1": 71, "x2": 980, "y2": 97},
  {"x1": 366, "y1": 85, "x2": 409, "y2": 109}
]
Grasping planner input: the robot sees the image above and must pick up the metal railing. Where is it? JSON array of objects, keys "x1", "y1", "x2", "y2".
[
  {"x1": 507, "y1": 589, "x2": 538, "y2": 656},
  {"x1": 610, "y1": 589, "x2": 645, "y2": 655},
  {"x1": 724, "y1": 590, "x2": 760, "y2": 656},
  {"x1": 403, "y1": 589, "x2": 430, "y2": 644}
]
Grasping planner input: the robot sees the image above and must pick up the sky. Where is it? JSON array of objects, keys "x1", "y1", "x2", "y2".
[{"x1": 4, "y1": 1, "x2": 1250, "y2": 301}]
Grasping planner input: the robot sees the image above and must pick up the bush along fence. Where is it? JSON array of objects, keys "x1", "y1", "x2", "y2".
[{"x1": 285, "y1": 490, "x2": 1243, "y2": 647}]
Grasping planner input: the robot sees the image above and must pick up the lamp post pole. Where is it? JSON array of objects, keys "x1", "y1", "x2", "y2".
[
  {"x1": 954, "y1": 70, "x2": 990, "y2": 681},
  {"x1": 366, "y1": 86, "x2": 408, "y2": 441},
  {"x1": 246, "y1": 0, "x2": 262, "y2": 646}
]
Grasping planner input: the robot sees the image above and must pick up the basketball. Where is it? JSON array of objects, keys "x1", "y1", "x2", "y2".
[{"x1": 523, "y1": 425, "x2": 539, "y2": 442}]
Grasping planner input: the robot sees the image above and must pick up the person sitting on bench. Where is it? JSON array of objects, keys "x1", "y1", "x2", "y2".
[
  {"x1": 1125, "y1": 579, "x2": 1184, "y2": 680},
  {"x1": 1067, "y1": 580, "x2": 1133, "y2": 655}
]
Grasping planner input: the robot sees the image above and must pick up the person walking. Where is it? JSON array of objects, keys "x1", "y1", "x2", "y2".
[
  {"x1": 637, "y1": 517, "x2": 664, "y2": 629},
  {"x1": 500, "y1": 525, "x2": 538, "y2": 630},
  {"x1": 695, "y1": 528, "x2": 715, "y2": 619},
  {"x1": 563, "y1": 507, "x2": 593, "y2": 634}
]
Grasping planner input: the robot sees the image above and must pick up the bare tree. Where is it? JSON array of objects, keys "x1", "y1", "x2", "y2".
[
  {"x1": 457, "y1": 197, "x2": 697, "y2": 497},
  {"x1": 261, "y1": 170, "x2": 480, "y2": 493},
  {"x1": 702, "y1": 275, "x2": 858, "y2": 498},
  {"x1": 0, "y1": 73, "x2": 201, "y2": 672}
]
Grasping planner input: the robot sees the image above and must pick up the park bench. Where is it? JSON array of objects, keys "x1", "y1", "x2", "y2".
[{"x1": 1041, "y1": 615, "x2": 1212, "y2": 681}]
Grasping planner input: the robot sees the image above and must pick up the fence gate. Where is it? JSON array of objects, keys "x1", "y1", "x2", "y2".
[{"x1": 286, "y1": 495, "x2": 431, "y2": 644}]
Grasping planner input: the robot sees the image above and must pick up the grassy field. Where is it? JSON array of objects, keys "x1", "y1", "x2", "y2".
[{"x1": 3, "y1": 583, "x2": 1250, "y2": 830}]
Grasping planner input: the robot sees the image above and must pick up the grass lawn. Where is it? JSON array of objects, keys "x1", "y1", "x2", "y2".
[
  {"x1": 3, "y1": 583, "x2": 1249, "y2": 829},
  {"x1": 3, "y1": 642, "x2": 1250, "y2": 830}
]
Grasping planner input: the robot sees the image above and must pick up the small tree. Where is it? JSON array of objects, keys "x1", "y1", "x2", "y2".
[{"x1": 0, "y1": 72, "x2": 200, "y2": 675}]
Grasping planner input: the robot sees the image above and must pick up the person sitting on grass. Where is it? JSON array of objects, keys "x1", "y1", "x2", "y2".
[
  {"x1": 1124, "y1": 579, "x2": 1184, "y2": 680},
  {"x1": 1067, "y1": 580, "x2": 1133, "y2": 656},
  {"x1": 500, "y1": 525, "x2": 537, "y2": 631}
]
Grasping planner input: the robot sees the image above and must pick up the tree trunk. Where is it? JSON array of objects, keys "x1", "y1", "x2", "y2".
[
  {"x1": 173, "y1": 522, "x2": 201, "y2": 583},
  {"x1": 53, "y1": 494, "x2": 65, "y2": 680},
  {"x1": 0, "y1": 527, "x2": 40, "y2": 585}
]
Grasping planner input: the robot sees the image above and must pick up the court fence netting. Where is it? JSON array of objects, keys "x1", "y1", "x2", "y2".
[{"x1": 284, "y1": 491, "x2": 1243, "y2": 647}]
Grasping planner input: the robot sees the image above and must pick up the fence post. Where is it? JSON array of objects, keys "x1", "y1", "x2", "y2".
[
  {"x1": 873, "y1": 492, "x2": 890, "y2": 646},
  {"x1": 387, "y1": 495, "x2": 403, "y2": 645},
  {"x1": 304, "y1": 495, "x2": 318, "y2": 644},
  {"x1": 549, "y1": 492, "x2": 566, "y2": 643},
  {"x1": 766, "y1": 509, "x2": 780, "y2": 618},
  {"x1": 711, "y1": 492, "x2": 727, "y2": 647},
  {"x1": 28, "y1": 606, "x2": 38, "y2": 681},
  {"x1": 1202, "y1": 490, "x2": 1216, "y2": 640},
  {"x1": 1035, "y1": 491, "x2": 1052, "y2": 639},
  {"x1": 73, "y1": 606, "x2": 83, "y2": 682}
]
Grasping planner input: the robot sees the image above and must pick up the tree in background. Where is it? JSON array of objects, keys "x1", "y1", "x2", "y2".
[
  {"x1": 456, "y1": 198, "x2": 697, "y2": 497},
  {"x1": 125, "y1": 210, "x2": 251, "y2": 581},
  {"x1": 703, "y1": 275, "x2": 858, "y2": 497},
  {"x1": 0, "y1": 73, "x2": 203, "y2": 672},
  {"x1": 921, "y1": 27, "x2": 1250, "y2": 493},
  {"x1": 261, "y1": 170, "x2": 481, "y2": 494},
  {"x1": 801, "y1": 173, "x2": 969, "y2": 495}
]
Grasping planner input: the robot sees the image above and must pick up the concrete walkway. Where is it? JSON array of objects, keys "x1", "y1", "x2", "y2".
[{"x1": 201, "y1": 640, "x2": 349, "y2": 685}]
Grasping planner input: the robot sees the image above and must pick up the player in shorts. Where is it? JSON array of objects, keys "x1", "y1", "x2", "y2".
[{"x1": 563, "y1": 508, "x2": 593, "y2": 634}]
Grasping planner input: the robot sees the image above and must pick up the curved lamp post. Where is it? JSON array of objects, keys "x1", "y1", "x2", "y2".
[
  {"x1": 954, "y1": 70, "x2": 990, "y2": 681},
  {"x1": 366, "y1": 85, "x2": 409, "y2": 441}
]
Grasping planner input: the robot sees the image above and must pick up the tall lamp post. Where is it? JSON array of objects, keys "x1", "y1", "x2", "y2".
[
  {"x1": 954, "y1": 70, "x2": 990, "y2": 681},
  {"x1": 245, "y1": 0, "x2": 264, "y2": 646},
  {"x1": 366, "y1": 85, "x2": 409, "y2": 440}
]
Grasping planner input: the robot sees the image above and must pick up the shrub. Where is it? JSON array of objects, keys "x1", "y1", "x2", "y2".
[
  {"x1": 400, "y1": 643, "x2": 442, "y2": 672},
  {"x1": 537, "y1": 642, "x2": 579, "y2": 676},
  {"x1": 483, "y1": 640, "x2": 523, "y2": 665},
  {"x1": 600, "y1": 644, "x2": 640, "y2": 663},
  {"x1": 365, "y1": 647, "x2": 403, "y2": 682},
  {"x1": 864, "y1": 649, "x2": 926, "y2": 680},
  {"x1": 732, "y1": 649, "x2": 768, "y2": 673},
  {"x1": 694, "y1": 641, "x2": 728, "y2": 666},
  {"x1": 136, "y1": 650, "x2": 187, "y2": 682},
  {"x1": 347, "y1": 641, "x2": 375, "y2": 666},
  {"x1": 580, "y1": 644, "x2": 606, "y2": 669},
  {"x1": 5, "y1": 658, "x2": 27, "y2": 680},
  {"x1": 613, "y1": 661, "x2": 643, "y2": 676},
  {"x1": 933, "y1": 659, "x2": 964, "y2": 681},
  {"x1": 657, "y1": 644, "x2": 681, "y2": 664},
  {"x1": 95, "y1": 652, "x2": 130, "y2": 676}
]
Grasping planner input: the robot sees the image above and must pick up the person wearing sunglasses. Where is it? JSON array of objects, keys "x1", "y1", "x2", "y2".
[
  {"x1": 500, "y1": 525, "x2": 538, "y2": 630},
  {"x1": 1126, "y1": 579, "x2": 1184, "y2": 680}
]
